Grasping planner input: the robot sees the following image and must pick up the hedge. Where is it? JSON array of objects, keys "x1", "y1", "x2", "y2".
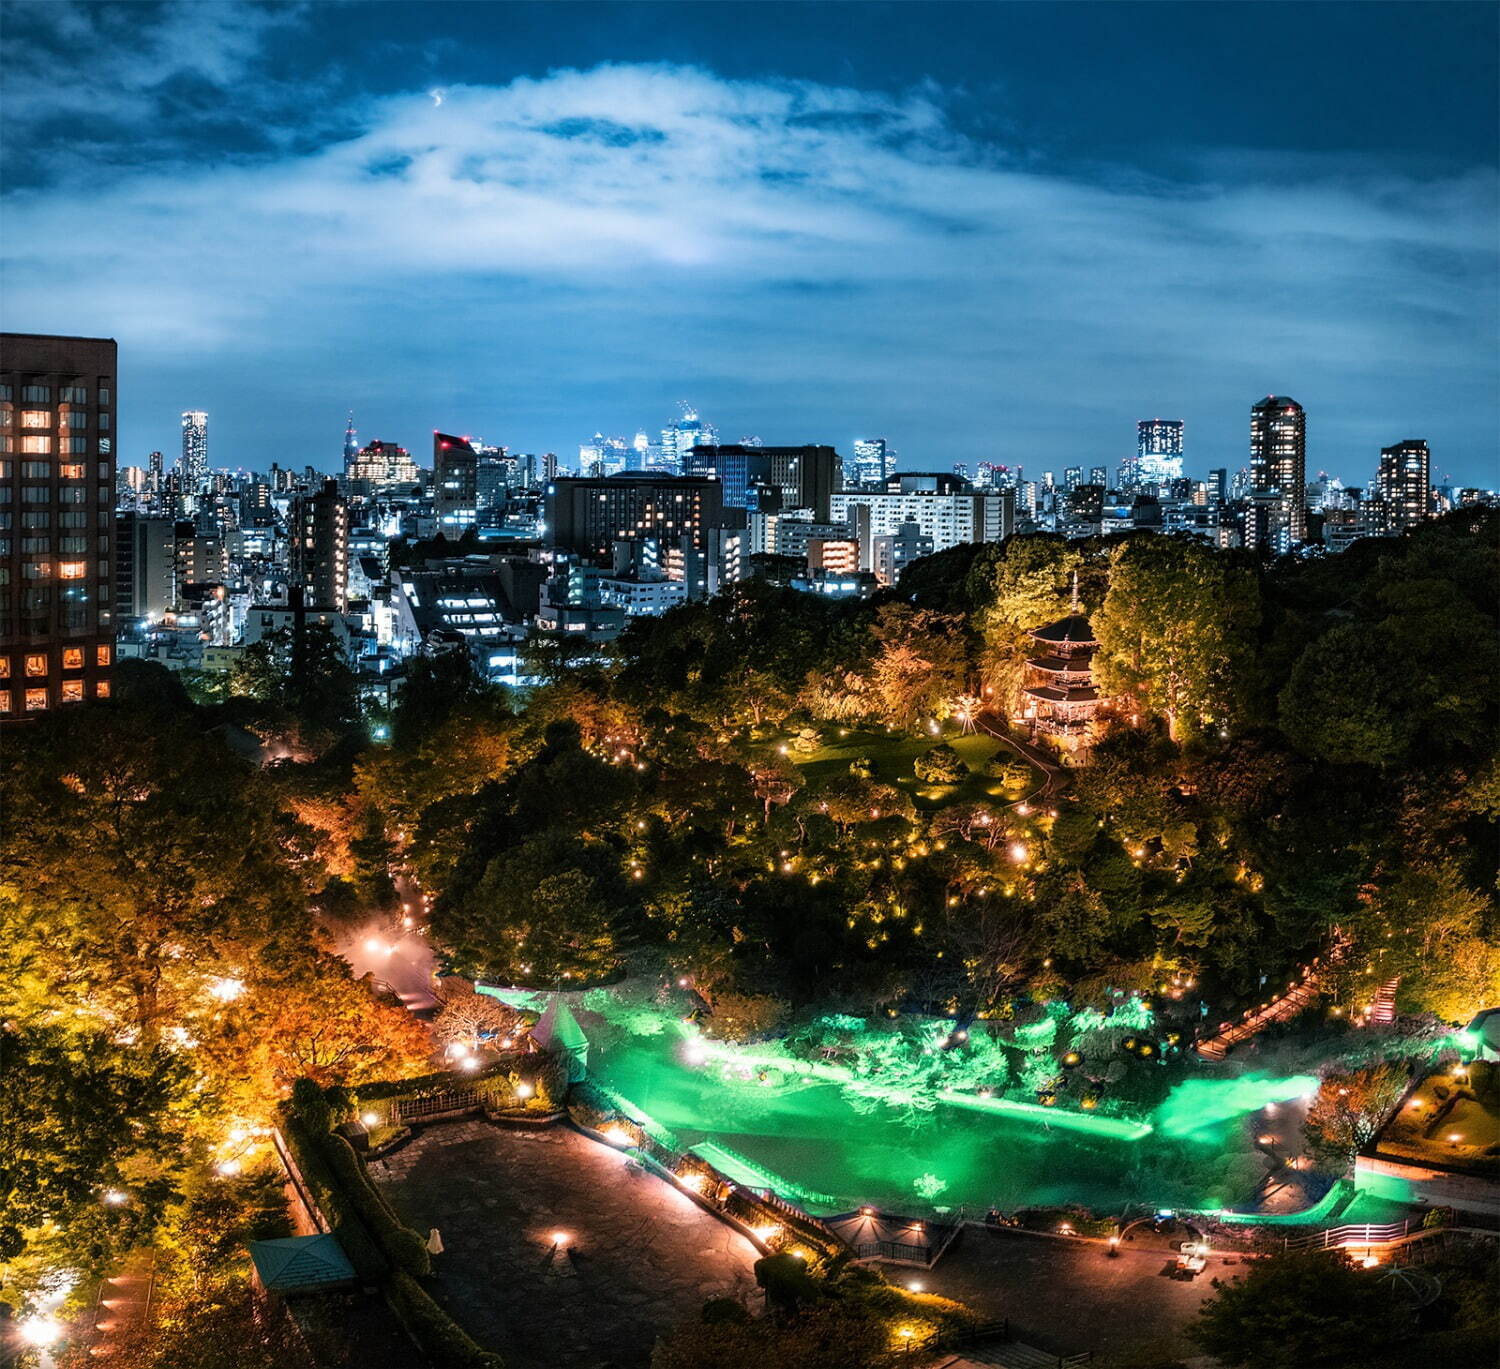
[
  {"x1": 280, "y1": 1115, "x2": 387, "y2": 1282},
  {"x1": 387, "y1": 1271, "x2": 505, "y2": 1369},
  {"x1": 318, "y1": 1131, "x2": 431, "y2": 1277}
]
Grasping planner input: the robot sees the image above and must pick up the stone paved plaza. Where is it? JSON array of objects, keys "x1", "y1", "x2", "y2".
[{"x1": 370, "y1": 1120, "x2": 760, "y2": 1368}]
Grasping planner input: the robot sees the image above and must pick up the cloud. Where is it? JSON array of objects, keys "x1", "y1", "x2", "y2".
[{"x1": 1, "y1": 53, "x2": 1494, "y2": 478}]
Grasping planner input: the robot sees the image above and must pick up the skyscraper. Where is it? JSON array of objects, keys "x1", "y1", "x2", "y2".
[
  {"x1": 291, "y1": 479, "x2": 349, "y2": 611},
  {"x1": 1, "y1": 333, "x2": 118, "y2": 721},
  {"x1": 1136, "y1": 419, "x2": 1184, "y2": 486},
  {"x1": 180, "y1": 409, "x2": 208, "y2": 493},
  {"x1": 1377, "y1": 440, "x2": 1430, "y2": 532},
  {"x1": 851, "y1": 438, "x2": 889, "y2": 486},
  {"x1": 343, "y1": 412, "x2": 359, "y2": 470},
  {"x1": 1249, "y1": 396, "x2": 1307, "y2": 544},
  {"x1": 433, "y1": 432, "x2": 478, "y2": 534}
]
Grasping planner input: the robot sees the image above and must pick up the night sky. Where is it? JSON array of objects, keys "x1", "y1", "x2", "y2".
[{"x1": 3, "y1": 1, "x2": 1496, "y2": 485}]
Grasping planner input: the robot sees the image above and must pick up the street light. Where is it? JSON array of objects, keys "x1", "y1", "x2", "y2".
[{"x1": 19, "y1": 1316, "x2": 63, "y2": 1347}]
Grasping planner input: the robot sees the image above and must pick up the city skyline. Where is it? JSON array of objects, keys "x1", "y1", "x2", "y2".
[{"x1": 2, "y1": 2, "x2": 1495, "y2": 486}]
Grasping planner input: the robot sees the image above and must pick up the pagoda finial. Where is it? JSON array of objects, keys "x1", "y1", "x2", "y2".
[{"x1": 1069, "y1": 570, "x2": 1080, "y2": 614}]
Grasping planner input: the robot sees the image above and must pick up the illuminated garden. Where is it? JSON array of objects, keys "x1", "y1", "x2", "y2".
[{"x1": 5, "y1": 515, "x2": 1499, "y2": 1367}]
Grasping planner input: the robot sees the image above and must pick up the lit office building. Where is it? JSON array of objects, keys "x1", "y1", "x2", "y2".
[
  {"x1": 433, "y1": 432, "x2": 478, "y2": 534},
  {"x1": 1, "y1": 333, "x2": 117, "y2": 720},
  {"x1": 347, "y1": 439, "x2": 418, "y2": 494},
  {"x1": 1377, "y1": 439, "x2": 1430, "y2": 532},
  {"x1": 180, "y1": 409, "x2": 208, "y2": 494},
  {"x1": 291, "y1": 479, "x2": 350, "y2": 611},
  {"x1": 1136, "y1": 419, "x2": 1184, "y2": 487},
  {"x1": 544, "y1": 473, "x2": 724, "y2": 564},
  {"x1": 1249, "y1": 396, "x2": 1307, "y2": 545}
]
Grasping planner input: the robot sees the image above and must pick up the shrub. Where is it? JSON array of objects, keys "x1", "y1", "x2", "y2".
[
  {"x1": 318, "y1": 1131, "x2": 431, "y2": 1276},
  {"x1": 387, "y1": 1270, "x2": 505, "y2": 1368},
  {"x1": 849, "y1": 756, "x2": 875, "y2": 779},
  {"x1": 279, "y1": 1116, "x2": 386, "y2": 1281},
  {"x1": 914, "y1": 744, "x2": 967, "y2": 784},
  {"x1": 984, "y1": 756, "x2": 1033, "y2": 791}
]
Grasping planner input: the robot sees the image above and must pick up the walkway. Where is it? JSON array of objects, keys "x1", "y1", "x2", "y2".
[
  {"x1": 975, "y1": 714, "x2": 1065, "y2": 810},
  {"x1": 1196, "y1": 937, "x2": 1348, "y2": 1061},
  {"x1": 919, "y1": 1225, "x2": 1228, "y2": 1362},
  {"x1": 371, "y1": 1121, "x2": 759, "y2": 1368}
]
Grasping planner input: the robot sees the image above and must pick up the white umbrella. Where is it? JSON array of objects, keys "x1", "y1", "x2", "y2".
[{"x1": 426, "y1": 1228, "x2": 445, "y2": 1256}]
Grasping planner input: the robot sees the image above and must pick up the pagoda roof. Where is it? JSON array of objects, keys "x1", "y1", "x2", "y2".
[
  {"x1": 1029, "y1": 614, "x2": 1097, "y2": 646},
  {"x1": 1027, "y1": 654, "x2": 1094, "y2": 674},
  {"x1": 1025, "y1": 683, "x2": 1100, "y2": 704}
]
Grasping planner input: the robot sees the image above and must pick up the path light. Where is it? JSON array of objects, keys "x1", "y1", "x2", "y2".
[
  {"x1": 361, "y1": 1112, "x2": 381, "y2": 1128},
  {"x1": 754, "y1": 1224, "x2": 781, "y2": 1242},
  {"x1": 551, "y1": 1231, "x2": 570, "y2": 1247},
  {"x1": 208, "y1": 976, "x2": 244, "y2": 1002},
  {"x1": 515, "y1": 1081, "x2": 533, "y2": 1098},
  {"x1": 215, "y1": 1159, "x2": 242, "y2": 1177},
  {"x1": 908, "y1": 1281, "x2": 924, "y2": 1292},
  {"x1": 102, "y1": 1189, "x2": 128, "y2": 1206}
]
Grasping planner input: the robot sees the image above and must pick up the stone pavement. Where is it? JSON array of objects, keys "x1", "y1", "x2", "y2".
[
  {"x1": 921, "y1": 1225, "x2": 1234, "y2": 1361},
  {"x1": 371, "y1": 1120, "x2": 760, "y2": 1368}
]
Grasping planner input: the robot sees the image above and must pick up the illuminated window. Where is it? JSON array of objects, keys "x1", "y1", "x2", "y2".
[
  {"x1": 21, "y1": 436, "x2": 51, "y2": 454},
  {"x1": 62, "y1": 647, "x2": 83, "y2": 670},
  {"x1": 25, "y1": 654, "x2": 46, "y2": 677},
  {"x1": 0, "y1": 658, "x2": 7, "y2": 678},
  {"x1": 60, "y1": 464, "x2": 84, "y2": 479},
  {"x1": 0, "y1": 691, "x2": 10, "y2": 714},
  {"x1": 20, "y1": 410, "x2": 50, "y2": 428},
  {"x1": 25, "y1": 688, "x2": 47, "y2": 711},
  {"x1": 95, "y1": 680, "x2": 110, "y2": 699},
  {"x1": 96, "y1": 645, "x2": 111, "y2": 666}
]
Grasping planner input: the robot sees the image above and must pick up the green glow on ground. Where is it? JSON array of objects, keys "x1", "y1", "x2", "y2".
[
  {"x1": 1152, "y1": 1073, "x2": 1320, "y2": 1139},
  {"x1": 938, "y1": 1089, "x2": 1153, "y2": 1139},
  {"x1": 480, "y1": 985, "x2": 1322, "y2": 1215}
]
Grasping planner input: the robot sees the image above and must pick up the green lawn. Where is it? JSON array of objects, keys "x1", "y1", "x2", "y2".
[{"x1": 782, "y1": 724, "x2": 1042, "y2": 811}]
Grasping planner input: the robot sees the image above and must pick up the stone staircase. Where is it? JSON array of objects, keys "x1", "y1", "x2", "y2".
[
  {"x1": 935, "y1": 1343, "x2": 1090, "y2": 1368},
  {"x1": 1366, "y1": 977, "x2": 1400, "y2": 1026}
]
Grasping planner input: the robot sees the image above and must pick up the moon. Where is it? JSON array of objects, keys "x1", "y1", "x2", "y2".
[{"x1": 429, "y1": 88, "x2": 445, "y2": 107}]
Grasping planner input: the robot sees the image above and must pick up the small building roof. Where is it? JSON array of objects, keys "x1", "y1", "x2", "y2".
[
  {"x1": 247, "y1": 1235, "x2": 355, "y2": 1292},
  {"x1": 533, "y1": 995, "x2": 589, "y2": 1053},
  {"x1": 1029, "y1": 614, "x2": 1097, "y2": 646}
]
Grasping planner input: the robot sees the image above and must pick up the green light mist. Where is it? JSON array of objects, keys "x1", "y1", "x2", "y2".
[{"x1": 1152, "y1": 1072, "x2": 1319, "y2": 1139}]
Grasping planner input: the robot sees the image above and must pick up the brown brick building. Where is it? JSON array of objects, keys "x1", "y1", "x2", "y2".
[{"x1": 0, "y1": 333, "x2": 117, "y2": 720}]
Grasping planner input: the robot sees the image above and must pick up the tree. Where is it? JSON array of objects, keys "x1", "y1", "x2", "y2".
[
  {"x1": 198, "y1": 957, "x2": 432, "y2": 1104},
  {"x1": 231, "y1": 624, "x2": 360, "y2": 732},
  {"x1": 1188, "y1": 1249, "x2": 1406, "y2": 1368},
  {"x1": 1303, "y1": 1062, "x2": 1410, "y2": 1171},
  {"x1": 0, "y1": 711, "x2": 320, "y2": 1035},
  {"x1": 1, "y1": 1026, "x2": 190, "y2": 1262},
  {"x1": 432, "y1": 977, "x2": 524, "y2": 1053},
  {"x1": 914, "y1": 744, "x2": 967, "y2": 785},
  {"x1": 436, "y1": 835, "x2": 622, "y2": 985},
  {"x1": 972, "y1": 536, "x2": 1082, "y2": 709},
  {"x1": 1278, "y1": 625, "x2": 1414, "y2": 766},
  {"x1": 1093, "y1": 536, "x2": 1260, "y2": 741}
]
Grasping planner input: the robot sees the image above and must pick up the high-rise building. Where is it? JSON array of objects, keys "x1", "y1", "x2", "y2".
[
  {"x1": 851, "y1": 438, "x2": 889, "y2": 486},
  {"x1": 114, "y1": 513, "x2": 177, "y2": 621},
  {"x1": 544, "y1": 474, "x2": 724, "y2": 564},
  {"x1": 661, "y1": 405, "x2": 715, "y2": 473},
  {"x1": 180, "y1": 409, "x2": 208, "y2": 493},
  {"x1": 1, "y1": 333, "x2": 118, "y2": 720},
  {"x1": 1249, "y1": 396, "x2": 1307, "y2": 544},
  {"x1": 1207, "y1": 468, "x2": 1228, "y2": 504},
  {"x1": 291, "y1": 478, "x2": 349, "y2": 610},
  {"x1": 831, "y1": 483, "x2": 1014, "y2": 552},
  {"x1": 1136, "y1": 419, "x2": 1184, "y2": 487},
  {"x1": 693, "y1": 444, "x2": 839, "y2": 521},
  {"x1": 1377, "y1": 439, "x2": 1430, "y2": 532},
  {"x1": 347, "y1": 439, "x2": 417, "y2": 494},
  {"x1": 433, "y1": 432, "x2": 478, "y2": 534},
  {"x1": 1089, "y1": 465, "x2": 1107, "y2": 488},
  {"x1": 343, "y1": 412, "x2": 359, "y2": 469},
  {"x1": 1063, "y1": 466, "x2": 1083, "y2": 492}
]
